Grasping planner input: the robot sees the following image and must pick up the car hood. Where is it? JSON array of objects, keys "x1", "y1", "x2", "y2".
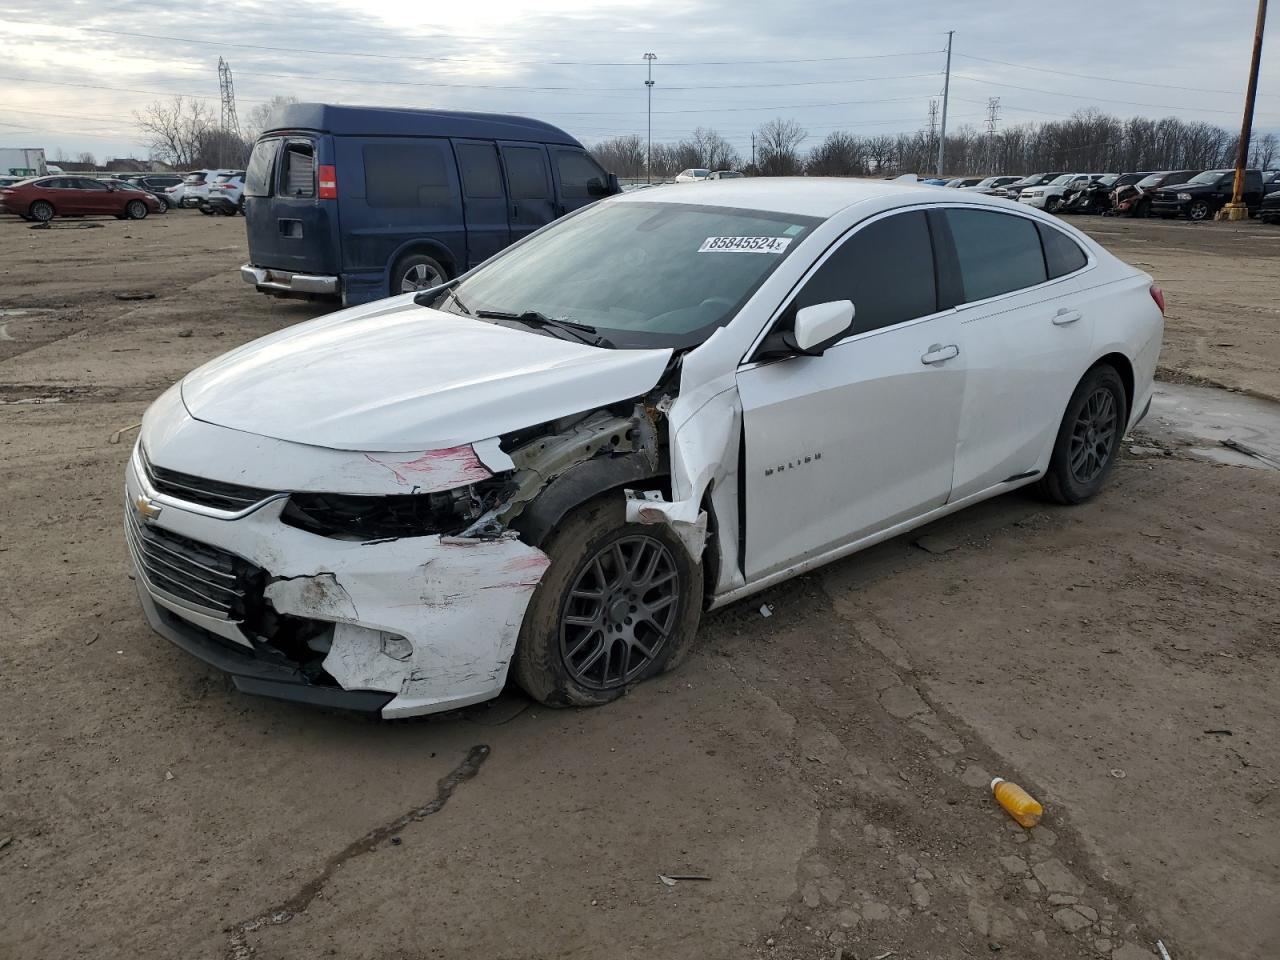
[
  {"x1": 1161, "y1": 182, "x2": 1206, "y2": 193},
  {"x1": 180, "y1": 295, "x2": 673, "y2": 452}
]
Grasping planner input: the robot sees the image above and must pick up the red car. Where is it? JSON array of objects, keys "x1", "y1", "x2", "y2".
[{"x1": 0, "y1": 176, "x2": 163, "y2": 222}]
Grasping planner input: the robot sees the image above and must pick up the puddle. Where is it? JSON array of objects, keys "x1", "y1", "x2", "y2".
[{"x1": 1141, "y1": 382, "x2": 1280, "y2": 470}]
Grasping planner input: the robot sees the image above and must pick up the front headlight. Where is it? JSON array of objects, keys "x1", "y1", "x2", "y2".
[
  {"x1": 1177, "y1": 192, "x2": 1192, "y2": 201},
  {"x1": 1030, "y1": 190, "x2": 1045, "y2": 197},
  {"x1": 280, "y1": 482, "x2": 508, "y2": 540}
]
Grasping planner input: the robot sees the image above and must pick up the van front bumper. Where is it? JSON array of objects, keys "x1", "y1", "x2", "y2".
[{"x1": 241, "y1": 264, "x2": 339, "y2": 296}]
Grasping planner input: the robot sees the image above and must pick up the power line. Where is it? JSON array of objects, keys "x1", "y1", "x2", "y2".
[
  {"x1": 0, "y1": 74, "x2": 269, "y2": 103},
  {"x1": 951, "y1": 73, "x2": 1263, "y2": 116},
  {"x1": 955, "y1": 52, "x2": 1279, "y2": 100},
  {"x1": 0, "y1": 21, "x2": 941, "y2": 67}
]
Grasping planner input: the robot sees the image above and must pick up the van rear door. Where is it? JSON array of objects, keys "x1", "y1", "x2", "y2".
[
  {"x1": 498, "y1": 142, "x2": 556, "y2": 241},
  {"x1": 452, "y1": 140, "x2": 511, "y2": 268},
  {"x1": 243, "y1": 134, "x2": 340, "y2": 278}
]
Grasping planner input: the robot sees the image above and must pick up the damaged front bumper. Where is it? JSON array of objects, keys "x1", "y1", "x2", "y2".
[{"x1": 124, "y1": 430, "x2": 550, "y2": 719}]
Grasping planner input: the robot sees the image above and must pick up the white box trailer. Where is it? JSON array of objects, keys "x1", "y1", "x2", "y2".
[{"x1": 0, "y1": 148, "x2": 47, "y2": 177}]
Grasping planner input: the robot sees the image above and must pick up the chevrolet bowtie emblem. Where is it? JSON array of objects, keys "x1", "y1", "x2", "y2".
[{"x1": 134, "y1": 493, "x2": 162, "y2": 522}]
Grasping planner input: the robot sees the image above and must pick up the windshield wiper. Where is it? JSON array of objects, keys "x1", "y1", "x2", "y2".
[{"x1": 474, "y1": 309, "x2": 614, "y2": 349}]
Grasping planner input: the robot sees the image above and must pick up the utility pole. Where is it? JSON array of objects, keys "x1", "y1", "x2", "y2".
[
  {"x1": 1221, "y1": 0, "x2": 1267, "y2": 220},
  {"x1": 644, "y1": 53, "x2": 657, "y2": 184},
  {"x1": 751, "y1": 132, "x2": 756, "y2": 170},
  {"x1": 936, "y1": 31, "x2": 953, "y2": 178}
]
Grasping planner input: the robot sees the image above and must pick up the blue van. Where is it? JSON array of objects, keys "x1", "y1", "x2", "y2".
[{"x1": 239, "y1": 103, "x2": 619, "y2": 305}]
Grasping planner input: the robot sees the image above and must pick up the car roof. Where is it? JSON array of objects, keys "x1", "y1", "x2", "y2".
[
  {"x1": 263, "y1": 102, "x2": 582, "y2": 147},
  {"x1": 609, "y1": 177, "x2": 1029, "y2": 219}
]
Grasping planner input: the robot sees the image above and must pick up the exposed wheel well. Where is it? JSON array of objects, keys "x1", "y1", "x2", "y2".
[{"x1": 1094, "y1": 352, "x2": 1134, "y2": 422}]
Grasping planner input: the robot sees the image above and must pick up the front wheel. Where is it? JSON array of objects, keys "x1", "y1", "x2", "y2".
[
  {"x1": 126, "y1": 199, "x2": 148, "y2": 220},
  {"x1": 1187, "y1": 199, "x2": 1211, "y2": 221},
  {"x1": 513, "y1": 496, "x2": 703, "y2": 707},
  {"x1": 1038, "y1": 365, "x2": 1127, "y2": 505},
  {"x1": 1044, "y1": 196, "x2": 1062, "y2": 213},
  {"x1": 155, "y1": 197, "x2": 168, "y2": 214}
]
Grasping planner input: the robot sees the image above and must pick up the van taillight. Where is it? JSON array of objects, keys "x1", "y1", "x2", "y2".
[
  {"x1": 318, "y1": 165, "x2": 337, "y2": 199},
  {"x1": 1149, "y1": 283, "x2": 1165, "y2": 315}
]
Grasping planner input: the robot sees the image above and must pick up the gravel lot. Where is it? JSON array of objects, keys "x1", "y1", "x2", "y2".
[{"x1": 1, "y1": 208, "x2": 1277, "y2": 960}]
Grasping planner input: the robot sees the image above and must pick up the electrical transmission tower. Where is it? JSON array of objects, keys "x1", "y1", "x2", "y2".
[
  {"x1": 984, "y1": 97, "x2": 1001, "y2": 172},
  {"x1": 218, "y1": 57, "x2": 241, "y2": 167},
  {"x1": 927, "y1": 99, "x2": 939, "y2": 160}
]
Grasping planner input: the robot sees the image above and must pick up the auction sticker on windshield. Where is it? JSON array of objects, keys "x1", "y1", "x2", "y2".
[{"x1": 699, "y1": 236, "x2": 793, "y2": 254}]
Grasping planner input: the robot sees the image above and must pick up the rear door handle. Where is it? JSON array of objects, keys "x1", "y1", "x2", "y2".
[
  {"x1": 921, "y1": 343, "x2": 960, "y2": 365},
  {"x1": 1053, "y1": 308, "x2": 1083, "y2": 325}
]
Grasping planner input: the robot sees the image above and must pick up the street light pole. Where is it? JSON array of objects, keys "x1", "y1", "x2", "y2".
[
  {"x1": 1222, "y1": 0, "x2": 1268, "y2": 220},
  {"x1": 644, "y1": 52, "x2": 657, "y2": 184}
]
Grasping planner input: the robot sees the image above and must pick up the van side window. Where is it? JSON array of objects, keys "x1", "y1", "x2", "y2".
[
  {"x1": 503, "y1": 146, "x2": 550, "y2": 200},
  {"x1": 554, "y1": 149, "x2": 606, "y2": 199},
  {"x1": 455, "y1": 142, "x2": 504, "y2": 198},
  {"x1": 364, "y1": 142, "x2": 453, "y2": 209},
  {"x1": 282, "y1": 142, "x2": 315, "y2": 198},
  {"x1": 944, "y1": 209, "x2": 1047, "y2": 302},
  {"x1": 790, "y1": 211, "x2": 937, "y2": 335}
]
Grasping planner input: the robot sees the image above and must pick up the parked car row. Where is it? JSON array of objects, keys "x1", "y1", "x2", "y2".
[{"x1": 0, "y1": 175, "x2": 164, "y2": 221}]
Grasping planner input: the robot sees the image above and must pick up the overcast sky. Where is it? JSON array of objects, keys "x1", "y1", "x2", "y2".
[{"x1": 0, "y1": 0, "x2": 1275, "y2": 164}]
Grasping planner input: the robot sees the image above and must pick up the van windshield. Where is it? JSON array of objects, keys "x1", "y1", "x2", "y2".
[
  {"x1": 440, "y1": 200, "x2": 820, "y2": 350},
  {"x1": 245, "y1": 139, "x2": 281, "y2": 197}
]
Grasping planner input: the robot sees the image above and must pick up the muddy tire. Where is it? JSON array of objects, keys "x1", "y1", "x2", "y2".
[
  {"x1": 1038, "y1": 364, "x2": 1127, "y2": 505},
  {"x1": 1133, "y1": 198, "x2": 1150, "y2": 219},
  {"x1": 1045, "y1": 196, "x2": 1062, "y2": 214},
  {"x1": 512, "y1": 495, "x2": 703, "y2": 708},
  {"x1": 29, "y1": 200, "x2": 54, "y2": 222}
]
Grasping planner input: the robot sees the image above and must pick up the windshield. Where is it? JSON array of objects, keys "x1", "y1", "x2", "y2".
[
  {"x1": 1136, "y1": 174, "x2": 1165, "y2": 188},
  {"x1": 1049, "y1": 175, "x2": 1076, "y2": 185},
  {"x1": 1097, "y1": 175, "x2": 1119, "y2": 187},
  {"x1": 442, "y1": 200, "x2": 820, "y2": 349},
  {"x1": 1188, "y1": 170, "x2": 1225, "y2": 185}
]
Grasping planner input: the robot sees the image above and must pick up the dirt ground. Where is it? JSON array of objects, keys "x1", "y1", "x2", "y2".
[{"x1": 1, "y1": 209, "x2": 1277, "y2": 960}]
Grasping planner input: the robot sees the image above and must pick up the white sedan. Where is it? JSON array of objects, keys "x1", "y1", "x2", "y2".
[
  {"x1": 1019, "y1": 173, "x2": 1092, "y2": 212},
  {"x1": 126, "y1": 180, "x2": 1163, "y2": 718},
  {"x1": 674, "y1": 168, "x2": 711, "y2": 183}
]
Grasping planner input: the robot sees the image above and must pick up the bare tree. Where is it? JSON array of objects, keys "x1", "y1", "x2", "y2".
[
  {"x1": 75, "y1": 151, "x2": 96, "y2": 166},
  {"x1": 135, "y1": 97, "x2": 216, "y2": 169},
  {"x1": 806, "y1": 132, "x2": 868, "y2": 177},
  {"x1": 684, "y1": 127, "x2": 740, "y2": 170},
  {"x1": 589, "y1": 134, "x2": 646, "y2": 179},
  {"x1": 244, "y1": 95, "x2": 300, "y2": 141},
  {"x1": 755, "y1": 118, "x2": 807, "y2": 176}
]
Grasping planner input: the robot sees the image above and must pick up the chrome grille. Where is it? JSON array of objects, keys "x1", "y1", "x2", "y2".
[
  {"x1": 140, "y1": 447, "x2": 275, "y2": 512},
  {"x1": 124, "y1": 504, "x2": 256, "y2": 619}
]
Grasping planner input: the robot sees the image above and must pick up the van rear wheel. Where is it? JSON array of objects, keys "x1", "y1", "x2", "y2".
[{"x1": 394, "y1": 253, "x2": 448, "y2": 295}]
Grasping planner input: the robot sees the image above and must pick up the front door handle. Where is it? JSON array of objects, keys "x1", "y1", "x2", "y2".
[
  {"x1": 1053, "y1": 308, "x2": 1083, "y2": 325},
  {"x1": 921, "y1": 343, "x2": 960, "y2": 365}
]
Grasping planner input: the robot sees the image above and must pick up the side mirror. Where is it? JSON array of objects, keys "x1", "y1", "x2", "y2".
[
  {"x1": 793, "y1": 300, "x2": 855, "y2": 352},
  {"x1": 756, "y1": 300, "x2": 855, "y2": 361}
]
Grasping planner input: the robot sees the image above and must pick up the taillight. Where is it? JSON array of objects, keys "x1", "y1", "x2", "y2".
[
  {"x1": 1149, "y1": 283, "x2": 1166, "y2": 315},
  {"x1": 318, "y1": 164, "x2": 337, "y2": 199}
]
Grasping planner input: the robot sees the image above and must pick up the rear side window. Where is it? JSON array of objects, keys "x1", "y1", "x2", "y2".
[
  {"x1": 455, "y1": 142, "x2": 503, "y2": 198},
  {"x1": 282, "y1": 142, "x2": 315, "y2": 198},
  {"x1": 503, "y1": 146, "x2": 550, "y2": 200},
  {"x1": 554, "y1": 149, "x2": 606, "y2": 199},
  {"x1": 364, "y1": 142, "x2": 452, "y2": 208},
  {"x1": 945, "y1": 209, "x2": 1047, "y2": 302},
  {"x1": 1037, "y1": 223, "x2": 1088, "y2": 278},
  {"x1": 791, "y1": 211, "x2": 937, "y2": 335},
  {"x1": 245, "y1": 138, "x2": 280, "y2": 197}
]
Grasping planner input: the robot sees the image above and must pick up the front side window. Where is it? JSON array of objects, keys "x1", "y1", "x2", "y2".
[
  {"x1": 445, "y1": 200, "x2": 818, "y2": 349},
  {"x1": 554, "y1": 149, "x2": 607, "y2": 199},
  {"x1": 364, "y1": 142, "x2": 453, "y2": 209},
  {"x1": 789, "y1": 211, "x2": 937, "y2": 336},
  {"x1": 945, "y1": 209, "x2": 1047, "y2": 302},
  {"x1": 245, "y1": 138, "x2": 280, "y2": 197}
]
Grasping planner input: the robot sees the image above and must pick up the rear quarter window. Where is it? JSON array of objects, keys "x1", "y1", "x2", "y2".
[
  {"x1": 1037, "y1": 223, "x2": 1088, "y2": 278},
  {"x1": 364, "y1": 142, "x2": 453, "y2": 208}
]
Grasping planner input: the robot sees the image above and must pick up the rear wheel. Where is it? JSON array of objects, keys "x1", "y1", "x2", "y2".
[
  {"x1": 1038, "y1": 365, "x2": 1127, "y2": 505},
  {"x1": 126, "y1": 199, "x2": 148, "y2": 220},
  {"x1": 513, "y1": 495, "x2": 702, "y2": 707},
  {"x1": 393, "y1": 252, "x2": 448, "y2": 295},
  {"x1": 29, "y1": 200, "x2": 53, "y2": 222}
]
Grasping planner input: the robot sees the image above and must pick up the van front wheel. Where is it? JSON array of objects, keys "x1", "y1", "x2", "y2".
[{"x1": 394, "y1": 253, "x2": 448, "y2": 295}]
